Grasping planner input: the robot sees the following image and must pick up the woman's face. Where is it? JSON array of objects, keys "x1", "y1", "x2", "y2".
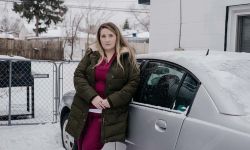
[{"x1": 100, "y1": 28, "x2": 117, "y2": 52}]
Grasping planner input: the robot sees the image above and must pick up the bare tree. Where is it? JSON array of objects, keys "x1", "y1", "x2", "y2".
[
  {"x1": 10, "y1": 18, "x2": 22, "y2": 34},
  {"x1": 64, "y1": 11, "x2": 84, "y2": 60},
  {"x1": 0, "y1": 5, "x2": 22, "y2": 35},
  {"x1": 63, "y1": 0, "x2": 112, "y2": 60},
  {"x1": 81, "y1": 0, "x2": 112, "y2": 48},
  {"x1": 129, "y1": 5, "x2": 150, "y2": 32}
]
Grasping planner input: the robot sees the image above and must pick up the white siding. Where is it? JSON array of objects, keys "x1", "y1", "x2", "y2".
[{"x1": 149, "y1": 0, "x2": 250, "y2": 52}]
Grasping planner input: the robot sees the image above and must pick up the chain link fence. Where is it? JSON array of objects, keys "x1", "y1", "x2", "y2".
[
  {"x1": 58, "y1": 61, "x2": 80, "y2": 101},
  {"x1": 0, "y1": 58, "x2": 82, "y2": 126},
  {"x1": 0, "y1": 58, "x2": 58, "y2": 125}
]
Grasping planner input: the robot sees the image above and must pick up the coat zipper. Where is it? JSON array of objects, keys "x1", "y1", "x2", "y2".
[{"x1": 101, "y1": 112, "x2": 106, "y2": 143}]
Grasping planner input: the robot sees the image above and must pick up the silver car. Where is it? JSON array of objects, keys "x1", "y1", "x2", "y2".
[{"x1": 59, "y1": 51, "x2": 250, "y2": 150}]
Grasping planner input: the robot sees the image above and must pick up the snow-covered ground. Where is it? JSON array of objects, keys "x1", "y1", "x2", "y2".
[
  {"x1": 0, "y1": 123, "x2": 64, "y2": 150},
  {"x1": 0, "y1": 122, "x2": 125, "y2": 150},
  {"x1": 0, "y1": 55, "x2": 68, "y2": 149}
]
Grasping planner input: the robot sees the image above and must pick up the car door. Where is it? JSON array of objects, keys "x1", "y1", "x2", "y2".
[{"x1": 125, "y1": 60, "x2": 200, "y2": 150}]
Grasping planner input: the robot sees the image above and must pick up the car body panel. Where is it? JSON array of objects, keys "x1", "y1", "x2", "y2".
[
  {"x1": 126, "y1": 103, "x2": 185, "y2": 150},
  {"x1": 175, "y1": 116, "x2": 250, "y2": 150}
]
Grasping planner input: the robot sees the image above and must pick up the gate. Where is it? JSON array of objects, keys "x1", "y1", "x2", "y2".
[{"x1": 0, "y1": 58, "x2": 58, "y2": 125}]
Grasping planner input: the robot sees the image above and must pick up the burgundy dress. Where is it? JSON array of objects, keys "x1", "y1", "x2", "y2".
[{"x1": 77, "y1": 54, "x2": 116, "y2": 150}]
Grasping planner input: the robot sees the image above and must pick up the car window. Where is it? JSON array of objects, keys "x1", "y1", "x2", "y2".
[
  {"x1": 174, "y1": 74, "x2": 199, "y2": 112},
  {"x1": 134, "y1": 61, "x2": 185, "y2": 109},
  {"x1": 137, "y1": 59, "x2": 147, "y2": 70}
]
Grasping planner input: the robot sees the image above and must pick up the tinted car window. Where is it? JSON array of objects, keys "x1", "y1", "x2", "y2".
[
  {"x1": 174, "y1": 74, "x2": 199, "y2": 112},
  {"x1": 134, "y1": 61, "x2": 185, "y2": 109},
  {"x1": 137, "y1": 59, "x2": 147, "y2": 70}
]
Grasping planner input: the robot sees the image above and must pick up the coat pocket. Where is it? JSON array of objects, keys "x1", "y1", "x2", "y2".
[
  {"x1": 104, "y1": 109, "x2": 128, "y2": 126},
  {"x1": 69, "y1": 106, "x2": 85, "y2": 122}
]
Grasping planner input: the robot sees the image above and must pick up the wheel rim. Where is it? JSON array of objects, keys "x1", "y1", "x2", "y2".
[{"x1": 62, "y1": 119, "x2": 75, "y2": 150}]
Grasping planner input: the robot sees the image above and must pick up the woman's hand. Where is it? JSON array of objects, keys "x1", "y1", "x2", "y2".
[
  {"x1": 102, "y1": 99, "x2": 111, "y2": 108},
  {"x1": 91, "y1": 96, "x2": 106, "y2": 109}
]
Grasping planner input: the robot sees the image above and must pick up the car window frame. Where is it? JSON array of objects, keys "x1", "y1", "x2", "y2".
[{"x1": 134, "y1": 58, "x2": 201, "y2": 116}]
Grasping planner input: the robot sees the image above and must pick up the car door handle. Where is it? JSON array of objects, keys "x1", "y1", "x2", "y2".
[{"x1": 155, "y1": 119, "x2": 167, "y2": 132}]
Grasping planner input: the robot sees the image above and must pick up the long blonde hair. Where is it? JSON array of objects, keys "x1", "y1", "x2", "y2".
[{"x1": 95, "y1": 22, "x2": 137, "y2": 70}]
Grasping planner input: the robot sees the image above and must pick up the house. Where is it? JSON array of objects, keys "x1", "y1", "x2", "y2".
[
  {"x1": 19, "y1": 23, "x2": 66, "y2": 39},
  {"x1": 122, "y1": 29, "x2": 149, "y2": 42},
  {"x1": 19, "y1": 23, "x2": 35, "y2": 39},
  {"x1": 139, "y1": 0, "x2": 250, "y2": 53},
  {"x1": 0, "y1": 32, "x2": 15, "y2": 39},
  {"x1": 122, "y1": 29, "x2": 149, "y2": 54},
  {"x1": 0, "y1": 29, "x2": 18, "y2": 39},
  {"x1": 122, "y1": 29, "x2": 139, "y2": 38}
]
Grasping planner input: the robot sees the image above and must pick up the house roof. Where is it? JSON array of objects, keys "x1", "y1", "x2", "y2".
[
  {"x1": 122, "y1": 29, "x2": 149, "y2": 38},
  {"x1": 0, "y1": 32, "x2": 15, "y2": 39}
]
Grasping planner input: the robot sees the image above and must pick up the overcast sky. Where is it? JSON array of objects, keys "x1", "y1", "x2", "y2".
[
  {"x1": 0, "y1": 0, "x2": 148, "y2": 29},
  {"x1": 63, "y1": 0, "x2": 146, "y2": 27},
  {"x1": 65, "y1": 0, "x2": 138, "y2": 8}
]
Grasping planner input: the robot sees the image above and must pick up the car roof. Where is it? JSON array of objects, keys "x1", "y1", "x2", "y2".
[{"x1": 137, "y1": 50, "x2": 250, "y2": 116}]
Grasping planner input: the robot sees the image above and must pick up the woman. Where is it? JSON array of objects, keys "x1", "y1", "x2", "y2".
[{"x1": 66, "y1": 22, "x2": 140, "y2": 150}]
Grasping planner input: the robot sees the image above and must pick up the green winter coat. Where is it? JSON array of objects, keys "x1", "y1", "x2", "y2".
[{"x1": 65, "y1": 46, "x2": 140, "y2": 143}]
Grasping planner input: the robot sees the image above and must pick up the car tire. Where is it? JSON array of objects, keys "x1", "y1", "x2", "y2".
[{"x1": 61, "y1": 113, "x2": 76, "y2": 150}]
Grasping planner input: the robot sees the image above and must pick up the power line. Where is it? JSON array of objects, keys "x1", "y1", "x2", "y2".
[
  {"x1": 99, "y1": 0, "x2": 137, "y2": 2},
  {"x1": 0, "y1": 0, "x2": 150, "y2": 13},
  {"x1": 0, "y1": 0, "x2": 138, "y2": 3},
  {"x1": 66, "y1": 4, "x2": 149, "y2": 13}
]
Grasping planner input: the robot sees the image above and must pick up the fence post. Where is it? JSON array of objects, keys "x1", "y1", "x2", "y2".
[
  {"x1": 8, "y1": 60, "x2": 12, "y2": 126},
  {"x1": 55, "y1": 62, "x2": 59, "y2": 122},
  {"x1": 58, "y1": 62, "x2": 62, "y2": 111}
]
